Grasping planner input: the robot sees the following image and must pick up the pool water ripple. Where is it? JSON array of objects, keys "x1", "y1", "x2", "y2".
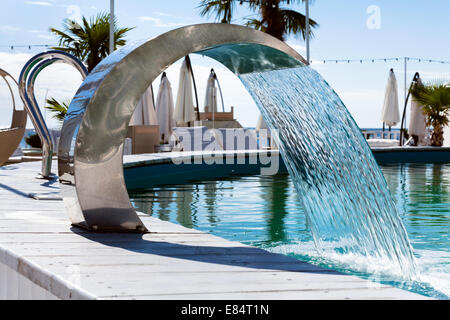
[{"x1": 129, "y1": 164, "x2": 449, "y2": 298}]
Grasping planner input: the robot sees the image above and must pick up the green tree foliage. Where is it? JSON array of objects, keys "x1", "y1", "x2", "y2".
[
  {"x1": 411, "y1": 82, "x2": 450, "y2": 146},
  {"x1": 199, "y1": 0, "x2": 318, "y2": 41},
  {"x1": 44, "y1": 97, "x2": 71, "y2": 124},
  {"x1": 50, "y1": 13, "x2": 134, "y2": 72}
]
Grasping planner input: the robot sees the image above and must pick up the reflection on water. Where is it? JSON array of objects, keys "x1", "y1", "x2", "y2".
[
  {"x1": 130, "y1": 174, "x2": 310, "y2": 245},
  {"x1": 128, "y1": 163, "x2": 449, "y2": 298}
]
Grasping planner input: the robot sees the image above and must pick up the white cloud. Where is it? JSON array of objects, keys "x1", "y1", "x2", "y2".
[
  {"x1": 25, "y1": 1, "x2": 53, "y2": 6},
  {"x1": 139, "y1": 16, "x2": 185, "y2": 28},
  {"x1": 37, "y1": 34, "x2": 55, "y2": 40},
  {"x1": 155, "y1": 12, "x2": 174, "y2": 17},
  {"x1": 0, "y1": 25, "x2": 21, "y2": 32}
]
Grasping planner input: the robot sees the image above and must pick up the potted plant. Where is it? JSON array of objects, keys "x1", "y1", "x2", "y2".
[
  {"x1": 410, "y1": 82, "x2": 450, "y2": 146},
  {"x1": 25, "y1": 133, "x2": 42, "y2": 149},
  {"x1": 154, "y1": 134, "x2": 172, "y2": 152}
]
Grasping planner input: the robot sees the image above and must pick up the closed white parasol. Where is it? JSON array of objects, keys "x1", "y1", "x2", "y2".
[
  {"x1": 408, "y1": 76, "x2": 426, "y2": 144},
  {"x1": 156, "y1": 73, "x2": 175, "y2": 143},
  {"x1": 381, "y1": 69, "x2": 400, "y2": 129},
  {"x1": 129, "y1": 85, "x2": 158, "y2": 125},
  {"x1": 174, "y1": 58, "x2": 196, "y2": 126},
  {"x1": 204, "y1": 69, "x2": 218, "y2": 113},
  {"x1": 256, "y1": 114, "x2": 268, "y2": 131}
]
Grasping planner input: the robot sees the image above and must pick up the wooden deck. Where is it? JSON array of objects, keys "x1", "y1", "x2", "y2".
[{"x1": 0, "y1": 160, "x2": 428, "y2": 299}]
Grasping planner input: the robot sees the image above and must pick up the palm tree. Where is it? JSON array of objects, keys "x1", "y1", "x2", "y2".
[
  {"x1": 199, "y1": 0, "x2": 318, "y2": 41},
  {"x1": 50, "y1": 13, "x2": 134, "y2": 72},
  {"x1": 411, "y1": 82, "x2": 450, "y2": 146},
  {"x1": 44, "y1": 97, "x2": 71, "y2": 125}
]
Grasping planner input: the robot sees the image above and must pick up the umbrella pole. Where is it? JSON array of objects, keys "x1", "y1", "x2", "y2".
[
  {"x1": 185, "y1": 55, "x2": 200, "y2": 123},
  {"x1": 150, "y1": 83, "x2": 156, "y2": 110},
  {"x1": 399, "y1": 72, "x2": 420, "y2": 146}
]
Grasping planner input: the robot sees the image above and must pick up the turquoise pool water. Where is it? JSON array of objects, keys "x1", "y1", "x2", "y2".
[{"x1": 128, "y1": 163, "x2": 449, "y2": 299}]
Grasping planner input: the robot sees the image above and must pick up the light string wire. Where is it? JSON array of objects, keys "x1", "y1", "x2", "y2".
[
  {"x1": 319, "y1": 57, "x2": 450, "y2": 65},
  {"x1": 2, "y1": 44, "x2": 450, "y2": 66}
]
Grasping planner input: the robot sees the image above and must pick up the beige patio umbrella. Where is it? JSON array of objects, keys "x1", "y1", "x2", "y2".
[
  {"x1": 129, "y1": 85, "x2": 157, "y2": 126},
  {"x1": 408, "y1": 76, "x2": 426, "y2": 144},
  {"x1": 174, "y1": 58, "x2": 196, "y2": 126},
  {"x1": 381, "y1": 69, "x2": 400, "y2": 131},
  {"x1": 155, "y1": 72, "x2": 175, "y2": 143},
  {"x1": 256, "y1": 114, "x2": 268, "y2": 132},
  {"x1": 204, "y1": 69, "x2": 218, "y2": 113}
]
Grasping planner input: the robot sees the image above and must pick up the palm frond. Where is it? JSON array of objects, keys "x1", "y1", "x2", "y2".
[
  {"x1": 199, "y1": 0, "x2": 236, "y2": 23},
  {"x1": 411, "y1": 81, "x2": 450, "y2": 128},
  {"x1": 281, "y1": 9, "x2": 318, "y2": 40},
  {"x1": 49, "y1": 12, "x2": 134, "y2": 72},
  {"x1": 245, "y1": 18, "x2": 266, "y2": 32},
  {"x1": 44, "y1": 97, "x2": 71, "y2": 122}
]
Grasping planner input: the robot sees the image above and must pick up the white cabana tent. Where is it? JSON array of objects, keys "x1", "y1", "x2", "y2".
[
  {"x1": 129, "y1": 85, "x2": 158, "y2": 126},
  {"x1": 156, "y1": 73, "x2": 175, "y2": 143},
  {"x1": 174, "y1": 58, "x2": 197, "y2": 126},
  {"x1": 381, "y1": 69, "x2": 400, "y2": 131},
  {"x1": 408, "y1": 76, "x2": 427, "y2": 145}
]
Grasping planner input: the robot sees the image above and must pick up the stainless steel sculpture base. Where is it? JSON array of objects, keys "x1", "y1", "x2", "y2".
[{"x1": 58, "y1": 23, "x2": 306, "y2": 233}]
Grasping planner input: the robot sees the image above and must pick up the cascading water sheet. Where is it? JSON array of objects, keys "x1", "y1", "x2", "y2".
[{"x1": 239, "y1": 66, "x2": 418, "y2": 279}]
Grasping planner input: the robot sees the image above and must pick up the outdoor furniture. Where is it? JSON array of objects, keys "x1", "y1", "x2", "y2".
[
  {"x1": 0, "y1": 68, "x2": 27, "y2": 166},
  {"x1": 200, "y1": 106, "x2": 234, "y2": 121},
  {"x1": 366, "y1": 138, "x2": 399, "y2": 148},
  {"x1": 126, "y1": 125, "x2": 160, "y2": 154}
]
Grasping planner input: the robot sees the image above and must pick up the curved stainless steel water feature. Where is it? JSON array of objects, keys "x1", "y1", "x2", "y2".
[
  {"x1": 58, "y1": 23, "x2": 305, "y2": 232},
  {"x1": 18, "y1": 51, "x2": 88, "y2": 179}
]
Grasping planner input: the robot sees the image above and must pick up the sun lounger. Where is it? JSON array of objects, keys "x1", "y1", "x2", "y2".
[{"x1": 0, "y1": 68, "x2": 27, "y2": 166}]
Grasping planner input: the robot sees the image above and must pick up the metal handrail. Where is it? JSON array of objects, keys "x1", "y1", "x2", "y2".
[{"x1": 18, "y1": 50, "x2": 88, "y2": 179}]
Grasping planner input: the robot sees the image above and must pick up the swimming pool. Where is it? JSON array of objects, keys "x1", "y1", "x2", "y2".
[{"x1": 128, "y1": 163, "x2": 449, "y2": 299}]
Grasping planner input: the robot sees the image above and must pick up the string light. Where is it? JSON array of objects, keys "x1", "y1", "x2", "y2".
[
  {"x1": 0, "y1": 44, "x2": 51, "y2": 50},
  {"x1": 319, "y1": 57, "x2": 450, "y2": 65},
  {"x1": 2, "y1": 44, "x2": 450, "y2": 66}
]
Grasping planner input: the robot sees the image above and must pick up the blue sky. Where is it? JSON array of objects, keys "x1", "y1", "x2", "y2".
[{"x1": 1, "y1": 0, "x2": 450, "y2": 128}]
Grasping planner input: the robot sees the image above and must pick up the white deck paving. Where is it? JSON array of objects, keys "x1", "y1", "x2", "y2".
[{"x1": 0, "y1": 160, "x2": 429, "y2": 300}]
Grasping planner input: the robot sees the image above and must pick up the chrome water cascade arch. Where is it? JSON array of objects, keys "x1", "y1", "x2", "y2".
[
  {"x1": 18, "y1": 50, "x2": 88, "y2": 179},
  {"x1": 58, "y1": 23, "x2": 306, "y2": 233}
]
